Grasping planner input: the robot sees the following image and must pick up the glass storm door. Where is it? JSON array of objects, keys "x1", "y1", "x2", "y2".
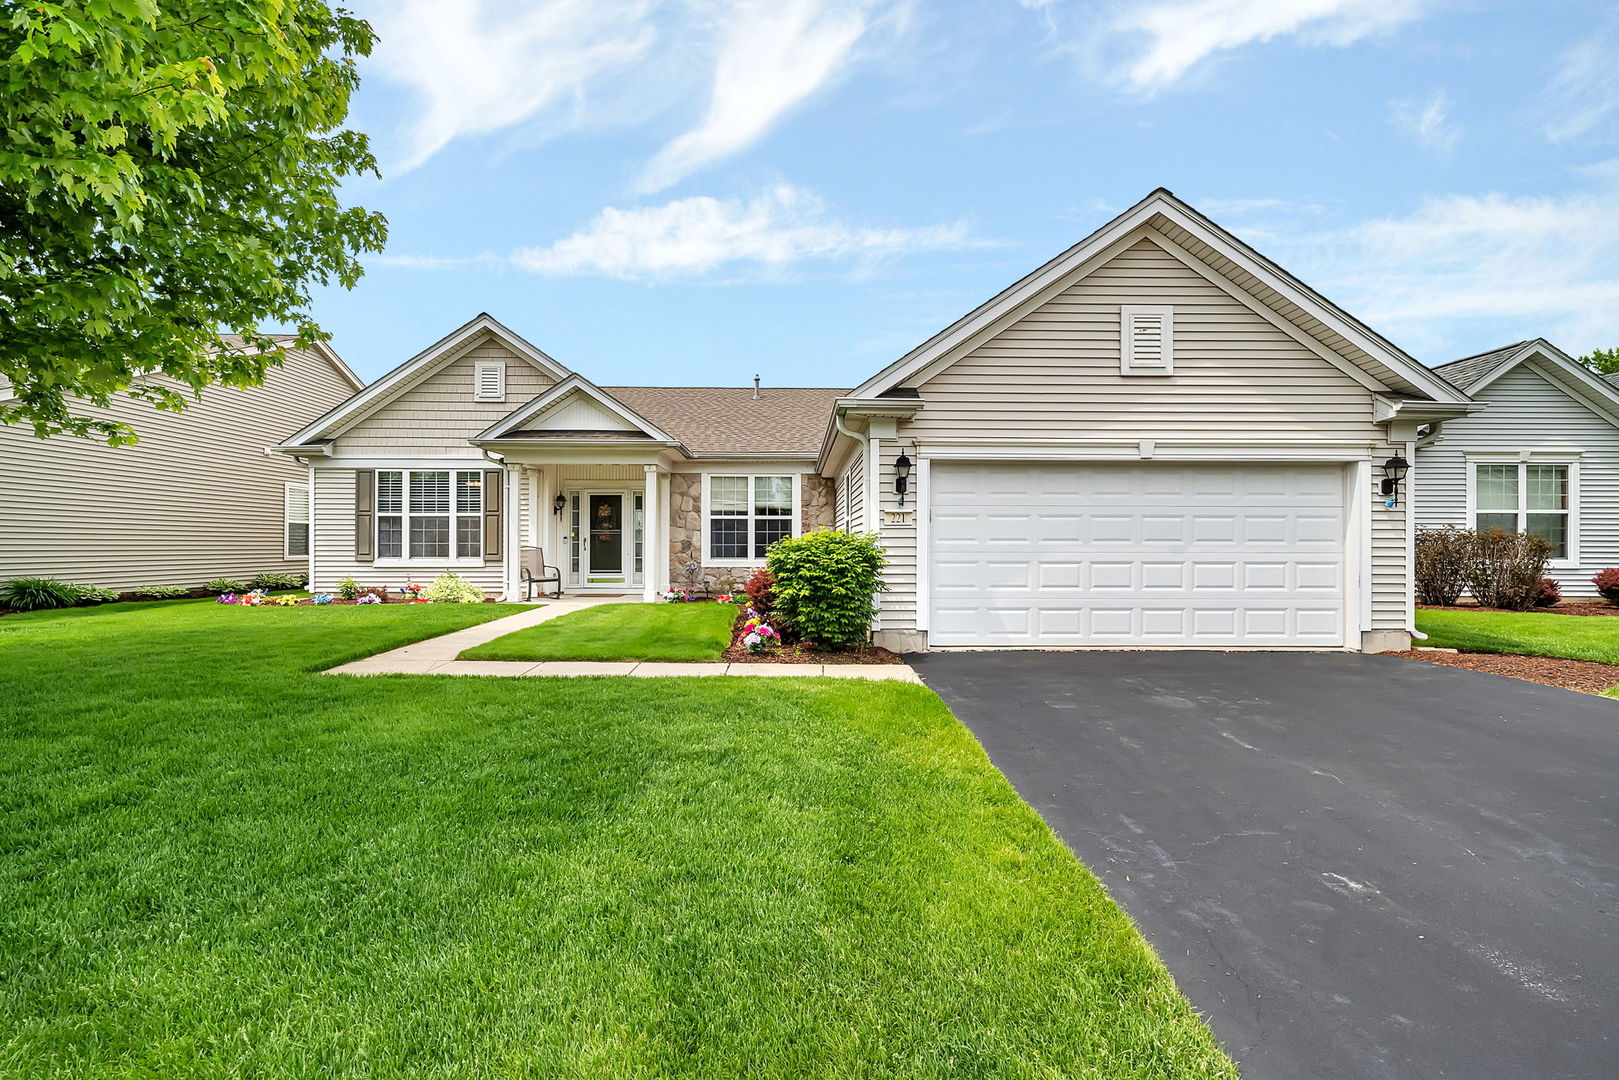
[{"x1": 586, "y1": 493, "x2": 624, "y2": 581}]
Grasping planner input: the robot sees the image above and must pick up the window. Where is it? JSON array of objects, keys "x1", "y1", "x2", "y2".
[
  {"x1": 474, "y1": 361, "x2": 505, "y2": 401},
  {"x1": 707, "y1": 475, "x2": 795, "y2": 561},
  {"x1": 1474, "y1": 462, "x2": 1571, "y2": 559},
  {"x1": 284, "y1": 482, "x2": 310, "y2": 558},
  {"x1": 376, "y1": 470, "x2": 484, "y2": 560}
]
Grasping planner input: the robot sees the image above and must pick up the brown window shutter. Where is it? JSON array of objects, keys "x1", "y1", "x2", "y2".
[
  {"x1": 483, "y1": 468, "x2": 503, "y2": 560},
  {"x1": 354, "y1": 469, "x2": 374, "y2": 562}
]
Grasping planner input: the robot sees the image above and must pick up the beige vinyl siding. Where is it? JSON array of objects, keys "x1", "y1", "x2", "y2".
[
  {"x1": 884, "y1": 237, "x2": 1408, "y2": 637},
  {"x1": 903, "y1": 239, "x2": 1378, "y2": 440},
  {"x1": 875, "y1": 447, "x2": 916, "y2": 629},
  {"x1": 837, "y1": 449, "x2": 865, "y2": 532},
  {"x1": 0, "y1": 347, "x2": 353, "y2": 590},
  {"x1": 334, "y1": 336, "x2": 557, "y2": 457},
  {"x1": 309, "y1": 467, "x2": 509, "y2": 596},
  {"x1": 1415, "y1": 364, "x2": 1619, "y2": 596}
]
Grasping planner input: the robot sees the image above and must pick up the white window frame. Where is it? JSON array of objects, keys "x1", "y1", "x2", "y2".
[
  {"x1": 1464, "y1": 453, "x2": 1580, "y2": 566},
  {"x1": 284, "y1": 481, "x2": 310, "y2": 559},
  {"x1": 473, "y1": 360, "x2": 506, "y2": 402},
  {"x1": 374, "y1": 468, "x2": 488, "y2": 567},
  {"x1": 701, "y1": 473, "x2": 801, "y2": 567}
]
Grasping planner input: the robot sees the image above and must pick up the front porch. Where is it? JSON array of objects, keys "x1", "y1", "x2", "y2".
[{"x1": 510, "y1": 461, "x2": 671, "y2": 602}]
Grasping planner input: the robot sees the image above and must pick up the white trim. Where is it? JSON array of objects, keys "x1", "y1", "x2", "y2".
[
  {"x1": 847, "y1": 189, "x2": 1469, "y2": 405},
  {"x1": 307, "y1": 465, "x2": 318, "y2": 588},
  {"x1": 373, "y1": 468, "x2": 489, "y2": 563},
  {"x1": 1464, "y1": 453, "x2": 1580, "y2": 567},
  {"x1": 916, "y1": 455, "x2": 931, "y2": 632},
  {"x1": 1404, "y1": 439, "x2": 1417, "y2": 635},
  {"x1": 471, "y1": 373, "x2": 680, "y2": 445},
  {"x1": 311, "y1": 456, "x2": 511, "y2": 470},
  {"x1": 1348, "y1": 459, "x2": 1371, "y2": 635},
  {"x1": 643, "y1": 465, "x2": 659, "y2": 602},
  {"x1": 283, "y1": 480, "x2": 311, "y2": 560},
  {"x1": 474, "y1": 360, "x2": 506, "y2": 402},
  {"x1": 700, "y1": 472, "x2": 801, "y2": 567},
  {"x1": 278, "y1": 313, "x2": 571, "y2": 449},
  {"x1": 503, "y1": 465, "x2": 520, "y2": 600},
  {"x1": 918, "y1": 439, "x2": 1384, "y2": 462}
]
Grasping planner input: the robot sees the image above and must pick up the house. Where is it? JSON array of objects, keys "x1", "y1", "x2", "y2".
[
  {"x1": 1415, "y1": 339, "x2": 1619, "y2": 596},
  {"x1": 277, "y1": 189, "x2": 1473, "y2": 651},
  {"x1": 0, "y1": 337, "x2": 362, "y2": 592}
]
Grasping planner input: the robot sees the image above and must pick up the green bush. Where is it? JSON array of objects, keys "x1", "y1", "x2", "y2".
[
  {"x1": 205, "y1": 578, "x2": 247, "y2": 594},
  {"x1": 134, "y1": 585, "x2": 189, "y2": 599},
  {"x1": 249, "y1": 571, "x2": 306, "y2": 590},
  {"x1": 766, "y1": 530, "x2": 885, "y2": 650},
  {"x1": 76, "y1": 585, "x2": 119, "y2": 604},
  {"x1": 423, "y1": 572, "x2": 483, "y2": 604},
  {"x1": 0, "y1": 577, "x2": 86, "y2": 611},
  {"x1": 335, "y1": 577, "x2": 361, "y2": 601}
]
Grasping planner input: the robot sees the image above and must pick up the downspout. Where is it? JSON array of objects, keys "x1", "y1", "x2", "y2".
[
  {"x1": 481, "y1": 450, "x2": 515, "y2": 601},
  {"x1": 1405, "y1": 437, "x2": 1427, "y2": 642},
  {"x1": 832, "y1": 410, "x2": 871, "y2": 532}
]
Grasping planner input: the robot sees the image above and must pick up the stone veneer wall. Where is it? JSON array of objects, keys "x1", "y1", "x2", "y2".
[{"x1": 666, "y1": 471, "x2": 837, "y2": 592}]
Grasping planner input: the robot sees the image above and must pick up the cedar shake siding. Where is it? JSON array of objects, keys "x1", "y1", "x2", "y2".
[{"x1": 0, "y1": 344, "x2": 356, "y2": 591}]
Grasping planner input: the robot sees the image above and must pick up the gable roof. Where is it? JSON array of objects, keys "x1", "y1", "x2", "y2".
[
  {"x1": 604, "y1": 387, "x2": 847, "y2": 455},
  {"x1": 214, "y1": 334, "x2": 364, "y2": 392},
  {"x1": 1430, "y1": 341, "x2": 1534, "y2": 391},
  {"x1": 846, "y1": 188, "x2": 1471, "y2": 406},
  {"x1": 1434, "y1": 338, "x2": 1619, "y2": 427},
  {"x1": 472, "y1": 374, "x2": 680, "y2": 447},
  {"x1": 276, "y1": 313, "x2": 569, "y2": 450}
]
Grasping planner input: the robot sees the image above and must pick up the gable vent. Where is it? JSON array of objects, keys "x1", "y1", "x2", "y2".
[
  {"x1": 1121, "y1": 305, "x2": 1173, "y2": 375},
  {"x1": 474, "y1": 361, "x2": 506, "y2": 401}
]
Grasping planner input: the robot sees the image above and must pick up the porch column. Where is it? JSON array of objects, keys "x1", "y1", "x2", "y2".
[{"x1": 643, "y1": 464, "x2": 660, "y2": 602}]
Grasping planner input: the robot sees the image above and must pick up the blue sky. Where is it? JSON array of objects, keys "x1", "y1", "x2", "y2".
[{"x1": 309, "y1": 0, "x2": 1619, "y2": 387}]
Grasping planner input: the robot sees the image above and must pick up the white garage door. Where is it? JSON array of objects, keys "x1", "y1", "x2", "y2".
[{"x1": 929, "y1": 462, "x2": 1346, "y2": 647}]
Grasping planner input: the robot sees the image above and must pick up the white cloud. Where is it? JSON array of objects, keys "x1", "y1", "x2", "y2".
[
  {"x1": 364, "y1": 0, "x2": 659, "y2": 171},
  {"x1": 1391, "y1": 89, "x2": 1459, "y2": 154},
  {"x1": 1245, "y1": 188, "x2": 1619, "y2": 359},
  {"x1": 383, "y1": 185, "x2": 969, "y2": 280},
  {"x1": 639, "y1": 0, "x2": 892, "y2": 192},
  {"x1": 1094, "y1": 0, "x2": 1431, "y2": 95},
  {"x1": 1542, "y1": 14, "x2": 1619, "y2": 143}
]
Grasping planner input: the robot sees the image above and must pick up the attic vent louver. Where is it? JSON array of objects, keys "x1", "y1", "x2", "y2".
[
  {"x1": 474, "y1": 361, "x2": 506, "y2": 401},
  {"x1": 1121, "y1": 305, "x2": 1173, "y2": 376}
]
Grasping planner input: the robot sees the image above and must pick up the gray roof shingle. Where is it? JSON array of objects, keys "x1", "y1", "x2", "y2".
[
  {"x1": 602, "y1": 386, "x2": 846, "y2": 455},
  {"x1": 1431, "y1": 341, "x2": 1531, "y2": 390}
]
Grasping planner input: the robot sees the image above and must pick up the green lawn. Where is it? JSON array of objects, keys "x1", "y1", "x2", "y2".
[
  {"x1": 1416, "y1": 607, "x2": 1619, "y2": 664},
  {"x1": 459, "y1": 601, "x2": 739, "y2": 662},
  {"x1": 0, "y1": 600, "x2": 1235, "y2": 1079}
]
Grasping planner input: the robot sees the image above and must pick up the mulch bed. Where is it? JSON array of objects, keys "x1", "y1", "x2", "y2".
[
  {"x1": 1419, "y1": 601, "x2": 1619, "y2": 617},
  {"x1": 721, "y1": 606, "x2": 903, "y2": 665},
  {"x1": 1387, "y1": 649, "x2": 1619, "y2": 695}
]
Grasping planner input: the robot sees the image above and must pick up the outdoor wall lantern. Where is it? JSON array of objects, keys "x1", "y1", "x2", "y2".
[
  {"x1": 553, "y1": 494, "x2": 567, "y2": 516},
  {"x1": 1380, "y1": 455, "x2": 1410, "y2": 508},
  {"x1": 895, "y1": 452, "x2": 913, "y2": 506}
]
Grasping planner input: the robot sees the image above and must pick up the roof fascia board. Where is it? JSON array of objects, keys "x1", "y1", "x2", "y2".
[
  {"x1": 473, "y1": 374, "x2": 678, "y2": 444},
  {"x1": 277, "y1": 314, "x2": 570, "y2": 448},
  {"x1": 1496, "y1": 342, "x2": 1619, "y2": 430},
  {"x1": 1144, "y1": 228, "x2": 1392, "y2": 396},
  {"x1": 1158, "y1": 202, "x2": 1469, "y2": 404},
  {"x1": 848, "y1": 199, "x2": 1161, "y2": 397}
]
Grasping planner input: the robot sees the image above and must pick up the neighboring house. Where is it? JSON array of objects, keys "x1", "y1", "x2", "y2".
[
  {"x1": 1415, "y1": 338, "x2": 1619, "y2": 596},
  {"x1": 277, "y1": 189, "x2": 1473, "y2": 651},
  {"x1": 0, "y1": 337, "x2": 362, "y2": 591}
]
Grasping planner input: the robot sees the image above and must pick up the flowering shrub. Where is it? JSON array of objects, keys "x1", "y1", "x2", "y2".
[
  {"x1": 272, "y1": 594, "x2": 300, "y2": 607},
  {"x1": 1593, "y1": 569, "x2": 1619, "y2": 606},
  {"x1": 424, "y1": 572, "x2": 483, "y2": 604},
  {"x1": 356, "y1": 594, "x2": 382, "y2": 604},
  {"x1": 311, "y1": 593, "x2": 334, "y2": 605},
  {"x1": 215, "y1": 589, "x2": 271, "y2": 606},
  {"x1": 661, "y1": 588, "x2": 694, "y2": 603},
  {"x1": 739, "y1": 608, "x2": 781, "y2": 653},
  {"x1": 714, "y1": 592, "x2": 737, "y2": 604}
]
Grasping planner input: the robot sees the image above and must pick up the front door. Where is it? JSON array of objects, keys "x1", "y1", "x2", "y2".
[{"x1": 586, "y1": 493, "x2": 625, "y2": 583}]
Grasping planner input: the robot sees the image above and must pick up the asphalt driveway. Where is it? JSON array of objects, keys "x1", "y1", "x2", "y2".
[{"x1": 909, "y1": 651, "x2": 1619, "y2": 1080}]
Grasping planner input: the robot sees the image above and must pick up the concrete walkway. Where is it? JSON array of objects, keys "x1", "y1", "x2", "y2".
[{"x1": 324, "y1": 595, "x2": 921, "y2": 682}]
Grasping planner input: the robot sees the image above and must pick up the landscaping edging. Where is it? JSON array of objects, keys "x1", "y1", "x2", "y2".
[{"x1": 1388, "y1": 649, "x2": 1619, "y2": 695}]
